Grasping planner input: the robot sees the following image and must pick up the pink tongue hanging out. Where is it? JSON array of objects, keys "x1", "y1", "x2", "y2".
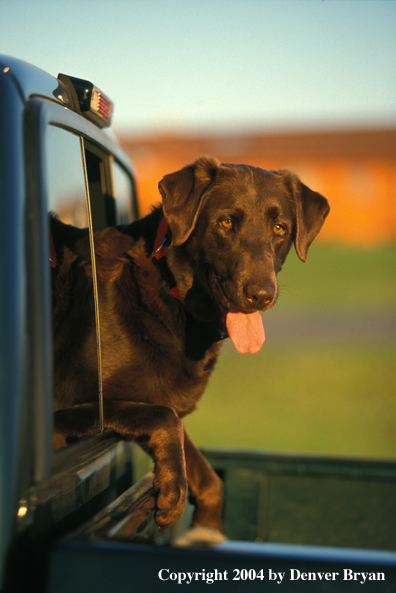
[{"x1": 226, "y1": 309, "x2": 265, "y2": 354}]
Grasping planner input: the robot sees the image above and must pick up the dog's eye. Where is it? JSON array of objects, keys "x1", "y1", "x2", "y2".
[
  {"x1": 220, "y1": 219, "x2": 233, "y2": 230},
  {"x1": 274, "y1": 224, "x2": 286, "y2": 236}
]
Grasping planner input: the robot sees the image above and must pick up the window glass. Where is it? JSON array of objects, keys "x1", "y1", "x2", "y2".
[
  {"x1": 46, "y1": 125, "x2": 100, "y2": 449},
  {"x1": 84, "y1": 142, "x2": 115, "y2": 232},
  {"x1": 113, "y1": 160, "x2": 134, "y2": 224},
  {"x1": 46, "y1": 126, "x2": 88, "y2": 228}
]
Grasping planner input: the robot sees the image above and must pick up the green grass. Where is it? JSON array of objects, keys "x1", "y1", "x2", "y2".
[
  {"x1": 184, "y1": 243, "x2": 396, "y2": 459},
  {"x1": 274, "y1": 242, "x2": 396, "y2": 316}
]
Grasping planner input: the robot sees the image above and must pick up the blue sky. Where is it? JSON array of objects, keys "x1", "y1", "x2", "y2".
[{"x1": 1, "y1": 0, "x2": 395, "y2": 135}]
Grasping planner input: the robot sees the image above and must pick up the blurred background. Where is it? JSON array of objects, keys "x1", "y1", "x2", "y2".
[{"x1": 1, "y1": 0, "x2": 395, "y2": 458}]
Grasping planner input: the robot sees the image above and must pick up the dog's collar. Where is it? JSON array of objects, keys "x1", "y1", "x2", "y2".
[
  {"x1": 151, "y1": 216, "x2": 169, "y2": 260},
  {"x1": 151, "y1": 217, "x2": 185, "y2": 304},
  {"x1": 151, "y1": 217, "x2": 227, "y2": 343}
]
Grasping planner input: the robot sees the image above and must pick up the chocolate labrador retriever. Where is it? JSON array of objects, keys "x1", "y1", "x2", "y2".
[{"x1": 51, "y1": 156, "x2": 329, "y2": 532}]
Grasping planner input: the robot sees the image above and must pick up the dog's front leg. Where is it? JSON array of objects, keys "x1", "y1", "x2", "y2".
[
  {"x1": 184, "y1": 428, "x2": 223, "y2": 531},
  {"x1": 102, "y1": 401, "x2": 187, "y2": 530},
  {"x1": 54, "y1": 401, "x2": 188, "y2": 530}
]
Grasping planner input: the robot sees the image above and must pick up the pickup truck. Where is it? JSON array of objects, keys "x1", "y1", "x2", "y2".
[{"x1": 1, "y1": 55, "x2": 395, "y2": 593}]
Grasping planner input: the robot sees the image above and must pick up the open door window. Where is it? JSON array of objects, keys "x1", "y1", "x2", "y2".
[{"x1": 47, "y1": 124, "x2": 136, "y2": 452}]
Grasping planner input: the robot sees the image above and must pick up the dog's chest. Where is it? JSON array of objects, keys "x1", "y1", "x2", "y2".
[{"x1": 98, "y1": 275, "x2": 221, "y2": 415}]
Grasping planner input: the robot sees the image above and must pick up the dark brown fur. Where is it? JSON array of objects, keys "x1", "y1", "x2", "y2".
[{"x1": 51, "y1": 156, "x2": 329, "y2": 531}]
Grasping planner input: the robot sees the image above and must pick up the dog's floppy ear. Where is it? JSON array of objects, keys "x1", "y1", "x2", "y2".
[
  {"x1": 159, "y1": 156, "x2": 220, "y2": 246},
  {"x1": 280, "y1": 171, "x2": 330, "y2": 262}
]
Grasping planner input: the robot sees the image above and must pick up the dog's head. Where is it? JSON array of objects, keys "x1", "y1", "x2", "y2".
[{"x1": 159, "y1": 156, "x2": 329, "y2": 353}]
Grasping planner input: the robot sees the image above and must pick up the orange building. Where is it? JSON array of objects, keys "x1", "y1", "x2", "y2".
[{"x1": 119, "y1": 127, "x2": 396, "y2": 246}]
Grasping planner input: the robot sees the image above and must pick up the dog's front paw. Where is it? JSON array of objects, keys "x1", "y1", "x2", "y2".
[
  {"x1": 172, "y1": 526, "x2": 227, "y2": 549},
  {"x1": 153, "y1": 472, "x2": 187, "y2": 530}
]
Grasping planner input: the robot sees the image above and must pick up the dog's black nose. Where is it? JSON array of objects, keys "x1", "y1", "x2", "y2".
[{"x1": 245, "y1": 284, "x2": 276, "y2": 308}]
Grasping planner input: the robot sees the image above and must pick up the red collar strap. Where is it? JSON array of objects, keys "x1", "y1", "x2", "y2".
[
  {"x1": 151, "y1": 217, "x2": 184, "y2": 305},
  {"x1": 151, "y1": 217, "x2": 227, "y2": 343},
  {"x1": 152, "y1": 216, "x2": 169, "y2": 260}
]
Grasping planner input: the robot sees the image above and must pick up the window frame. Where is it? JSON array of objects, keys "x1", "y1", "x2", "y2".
[{"x1": 26, "y1": 97, "x2": 137, "y2": 483}]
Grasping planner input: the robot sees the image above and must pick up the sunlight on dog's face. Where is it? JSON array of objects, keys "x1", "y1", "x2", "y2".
[
  {"x1": 180, "y1": 167, "x2": 296, "y2": 321},
  {"x1": 161, "y1": 156, "x2": 329, "y2": 353}
]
